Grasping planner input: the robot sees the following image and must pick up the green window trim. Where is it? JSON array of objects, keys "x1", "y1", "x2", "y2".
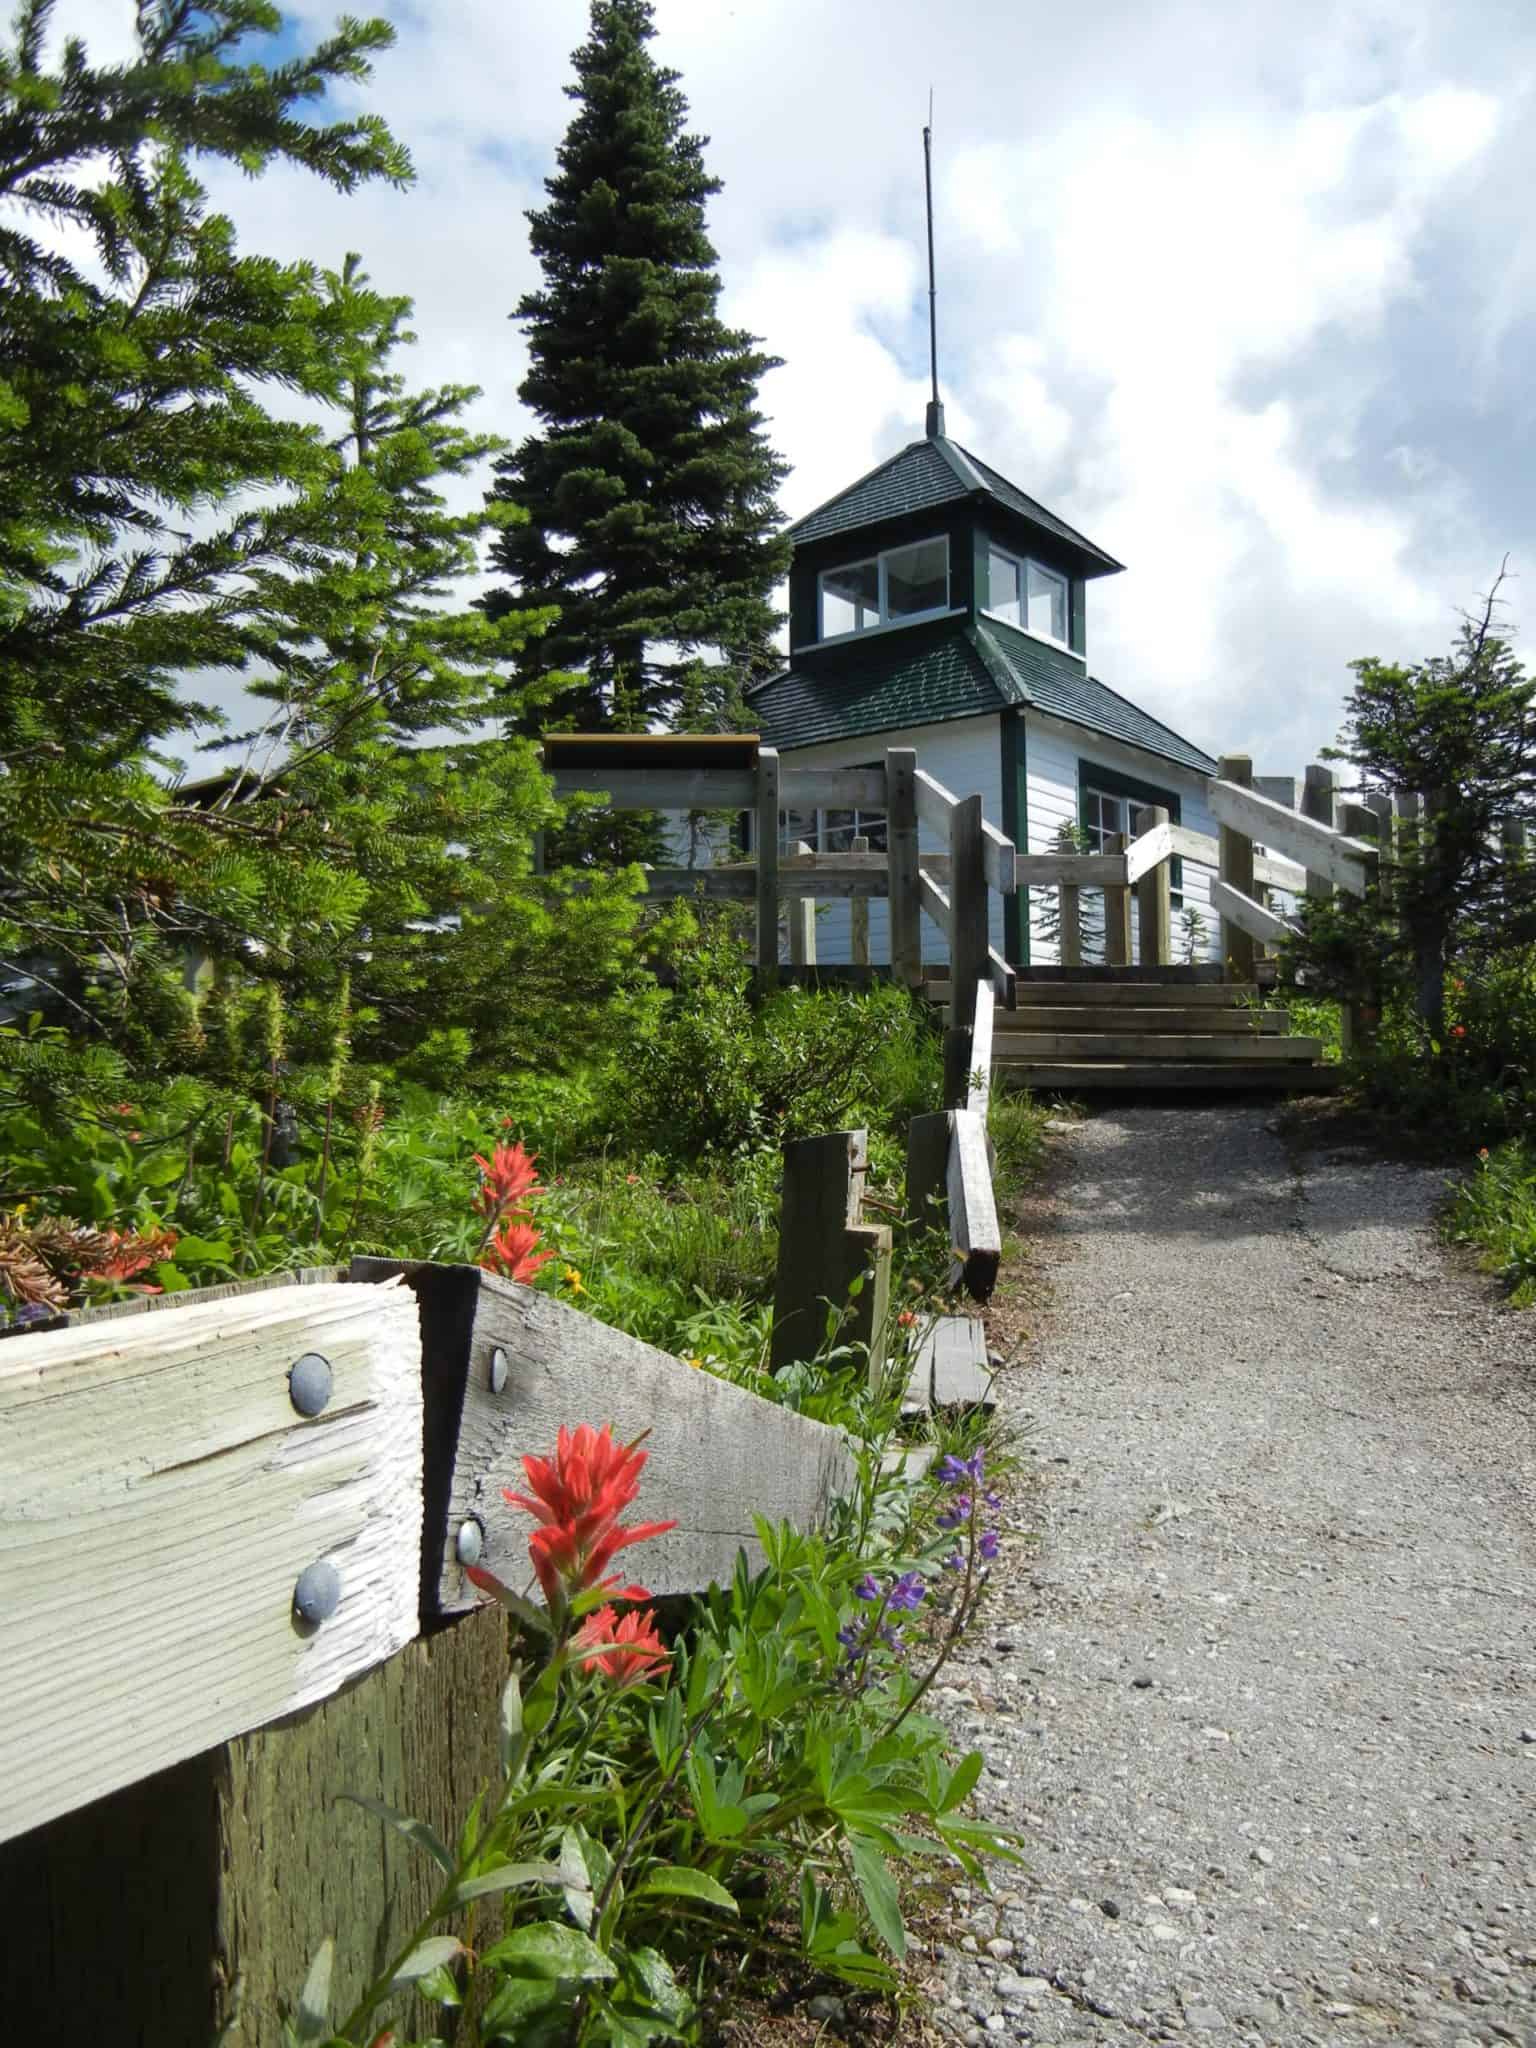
[{"x1": 1076, "y1": 759, "x2": 1184, "y2": 897}]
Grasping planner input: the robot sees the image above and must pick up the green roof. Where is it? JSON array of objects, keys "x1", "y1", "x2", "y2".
[
  {"x1": 747, "y1": 615, "x2": 1215, "y2": 777},
  {"x1": 786, "y1": 434, "x2": 1123, "y2": 577}
]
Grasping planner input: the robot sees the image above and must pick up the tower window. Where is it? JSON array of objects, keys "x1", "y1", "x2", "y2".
[
  {"x1": 985, "y1": 547, "x2": 1070, "y2": 647},
  {"x1": 818, "y1": 537, "x2": 949, "y2": 638}
]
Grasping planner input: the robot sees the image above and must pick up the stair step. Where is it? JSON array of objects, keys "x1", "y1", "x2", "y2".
[
  {"x1": 995, "y1": 1007, "x2": 1289, "y2": 1035},
  {"x1": 993, "y1": 1033, "x2": 1323, "y2": 1062},
  {"x1": 936, "y1": 980, "x2": 1259, "y2": 1009},
  {"x1": 996, "y1": 1061, "x2": 1343, "y2": 1094}
]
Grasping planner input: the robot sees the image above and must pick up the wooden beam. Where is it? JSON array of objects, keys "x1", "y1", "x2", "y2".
[
  {"x1": 947, "y1": 1109, "x2": 1001, "y2": 1302},
  {"x1": 887, "y1": 748, "x2": 922, "y2": 987},
  {"x1": 850, "y1": 833, "x2": 871, "y2": 966},
  {"x1": 771, "y1": 1130, "x2": 886, "y2": 1376},
  {"x1": 948, "y1": 793, "x2": 988, "y2": 1040},
  {"x1": 1300, "y1": 764, "x2": 1337, "y2": 901},
  {"x1": 905, "y1": 1110, "x2": 952, "y2": 1242},
  {"x1": 756, "y1": 744, "x2": 780, "y2": 972},
  {"x1": 0, "y1": 1280, "x2": 424, "y2": 1845},
  {"x1": 1133, "y1": 805, "x2": 1173, "y2": 965},
  {"x1": 549, "y1": 767, "x2": 757, "y2": 810},
  {"x1": 1125, "y1": 819, "x2": 1175, "y2": 886},
  {"x1": 1168, "y1": 822, "x2": 1219, "y2": 865},
  {"x1": 1015, "y1": 851, "x2": 1128, "y2": 887},
  {"x1": 1104, "y1": 832, "x2": 1133, "y2": 966},
  {"x1": 1210, "y1": 875, "x2": 1294, "y2": 948},
  {"x1": 914, "y1": 766, "x2": 959, "y2": 834},
  {"x1": 1217, "y1": 754, "x2": 1258, "y2": 982},
  {"x1": 780, "y1": 766, "x2": 887, "y2": 807},
  {"x1": 1059, "y1": 879, "x2": 1082, "y2": 968},
  {"x1": 966, "y1": 981, "x2": 994, "y2": 1118},
  {"x1": 1209, "y1": 775, "x2": 1373, "y2": 894},
  {"x1": 918, "y1": 866, "x2": 951, "y2": 932},
  {"x1": 913, "y1": 769, "x2": 1013, "y2": 893}
]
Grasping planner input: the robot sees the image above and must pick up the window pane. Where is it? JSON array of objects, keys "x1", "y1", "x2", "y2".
[
  {"x1": 822, "y1": 807, "x2": 857, "y2": 852},
  {"x1": 821, "y1": 560, "x2": 879, "y2": 636},
  {"x1": 986, "y1": 549, "x2": 1022, "y2": 626},
  {"x1": 855, "y1": 809, "x2": 888, "y2": 853},
  {"x1": 780, "y1": 807, "x2": 817, "y2": 853},
  {"x1": 884, "y1": 537, "x2": 948, "y2": 617},
  {"x1": 1027, "y1": 561, "x2": 1068, "y2": 642}
]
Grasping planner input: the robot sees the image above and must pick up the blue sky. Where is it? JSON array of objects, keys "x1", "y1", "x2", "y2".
[{"x1": 65, "y1": 0, "x2": 1536, "y2": 772}]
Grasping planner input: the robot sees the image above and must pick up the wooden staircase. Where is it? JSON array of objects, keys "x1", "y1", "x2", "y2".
[{"x1": 925, "y1": 966, "x2": 1339, "y2": 1094}]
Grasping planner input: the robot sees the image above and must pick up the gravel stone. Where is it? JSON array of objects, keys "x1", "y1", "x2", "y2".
[{"x1": 927, "y1": 1104, "x2": 1536, "y2": 2044}]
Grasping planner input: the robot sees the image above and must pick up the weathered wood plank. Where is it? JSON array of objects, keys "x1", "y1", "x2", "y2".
[
  {"x1": 1300, "y1": 763, "x2": 1337, "y2": 902},
  {"x1": 780, "y1": 766, "x2": 888, "y2": 807},
  {"x1": 924, "y1": 1317, "x2": 995, "y2": 1411},
  {"x1": 550, "y1": 767, "x2": 757, "y2": 810},
  {"x1": 770, "y1": 1129, "x2": 889, "y2": 1381},
  {"x1": 949, "y1": 793, "x2": 987, "y2": 1039},
  {"x1": 919, "y1": 866, "x2": 951, "y2": 933},
  {"x1": 1058, "y1": 878, "x2": 1083, "y2": 968},
  {"x1": 0, "y1": 1281, "x2": 423, "y2": 1845},
  {"x1": 1217, "y1": 754, "x2": 1259, "y2": 981},
  {"x1": 756, "y1": 743, "x2": 781, "y2": 970},
  {"x1": 1209, "y1": 776, "x2": 1373, "y2": 894},
  {"x1": 913, "y1": 769, "x2": 1014, "y2": 894},
  {"x1": 993, "y1": 1028, "x2": 1319, "y2": 1060},
  {"x1": 850, "y1": 833, "x2": 871, "y2": 965},
  {"x1": 947, "y1": 1108, "x2": 1001, "y2": 1302},
  {"x1": 905, "y1": 1110, "x2": 952, "y2": 1244},
  {"x1": 1016, "y1": 851, "x2": 1128, "y2": 887},
  {"x1": 1104, "y1": 832, "x2": 1133, "y2": 966},
  {"x1": 1134, "y1": 805, "x2": 1173, "y2": 964},
  {"x1": 1125, "y1": 819, "x2": 1175, "y2": 886},
  {"x1": 789, "y1": 839, "x2": 815, "y2": 964},
  {"x1": 966, "y1": 980, "x2": 994, "y2": 1118},
  {"x1": 887, "y1": 748, "x2": 922, "y2": 986},
  {"x1": 1210, "y1": 876, "x2": 1295, "y2": 948},
  {"x1": 639, "y1": 863, "x2": 890, "y2": 902}
]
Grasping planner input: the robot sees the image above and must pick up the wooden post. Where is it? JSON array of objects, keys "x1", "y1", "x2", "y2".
[
  {"x1": 1365, "y1": 790, "x2": 1395, "y2": 861},
  {"x1": 788, "y1": 838, "x2": 815, "y2": 966},
  {"x1": 1301, "y1": 764, "x2": 1336, "y2": 900},
  {"x1": 1134, "y1": 804, "x2": 1172, "y2": 967},
  {"x1": 1104, "y1": 832, "x2": 1133, "y2": 965},
  {"x1": 1058, "y1": 879, "x2": 1082, "y2": 968},
  {"x1": 905, "y1": 1110, "x2": 952, "y2": 1242},
  {"x1": 886, "y1": 747, "x2": 921, "y2": 988},
  {"x1": 755, "y1": 744, "x2": 781, "y2": 979},
  {"x1": 947, "y1": 793, "x2": 987, "y2": 1040},
  {"x1": 1338, "y1": 800, "x2": 1381, "y2": 1053},
  {"x1": 1217, "y1": 753, "x2": 1257, "y2": 983},
  {"x1": 849, "y1": 832, "x2": 871, "y2": 966},
  {"x1": 771, "y1": 1130, "x2": 890, "y2": 1383}
]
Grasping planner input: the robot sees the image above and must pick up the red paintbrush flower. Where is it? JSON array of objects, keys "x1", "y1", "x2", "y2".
[
  {"x1": 481, "y1": 1217, "x2": 555, "y2": 1286},
  {"x1": 576, "y1": 1604, "x2": 670, "y2": 1687},
  {"x1": 473, "y1": 1139, "x2": 542, "y2": 1220},
  {"x1": 504, "y1": 1423, "x2": 677, "y2": 1612}
]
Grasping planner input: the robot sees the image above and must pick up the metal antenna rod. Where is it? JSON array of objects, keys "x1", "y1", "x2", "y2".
[{"x1": 923, "y1": 109, "x2": 940, "y2": 418}]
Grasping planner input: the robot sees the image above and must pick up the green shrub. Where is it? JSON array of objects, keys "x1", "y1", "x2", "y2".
[{"x1": 1444, "y1": 1139, "x2": 1536, "y2": 1302}]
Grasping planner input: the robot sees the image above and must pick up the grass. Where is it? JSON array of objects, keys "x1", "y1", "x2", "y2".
[{"x1": 1443, "y1": 1139, "x2": 1536, "y2": 1303}]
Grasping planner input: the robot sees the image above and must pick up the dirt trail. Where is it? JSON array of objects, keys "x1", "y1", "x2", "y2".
[{"x1": 929, "y1": 1103, "x2": 1536, "y2": 2048}]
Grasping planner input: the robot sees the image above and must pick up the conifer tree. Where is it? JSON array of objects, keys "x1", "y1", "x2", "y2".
[{"x1": 484, "y1": 0, "x2": 790, "y2": 738}]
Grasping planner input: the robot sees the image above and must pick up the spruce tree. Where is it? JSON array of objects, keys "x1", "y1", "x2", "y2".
[{"x1": 485, "y1": 0, "x2": 791, "y2": 739}]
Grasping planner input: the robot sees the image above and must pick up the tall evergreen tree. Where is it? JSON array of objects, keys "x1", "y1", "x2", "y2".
[{"x1": 484, "y1": 0, "x2": 790, "y2": 739}]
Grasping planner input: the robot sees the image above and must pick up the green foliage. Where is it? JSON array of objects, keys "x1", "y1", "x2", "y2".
[
  {"x1": 987, "y1": 1088, "x2": 1051, "y2": 1186},
  {"x1": 613, "y1": 922, "x2": 941, "y2": 1162},
  {"x1": 1445, "y1": 1140, "x2": 1536, "y2": 1302},
  {"x1": 484, "y1": 0, "x2": 790, "y2": 740},
  {"x1": 1033, "y1": 819, "x2": 1102, "y2": 962}
]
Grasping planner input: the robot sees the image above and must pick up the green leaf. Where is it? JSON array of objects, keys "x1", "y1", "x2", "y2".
[
  {"x1": 622, "y1": 1947, "x2": 692, "y2": 2026},
  {"x1": 391, "y1": 1935, "x2": 463, "y2": 1986},
  {"x1": 454, "y1": 1860, "x2": 562, "y2": 1903},
  {"x1": 482, "y1": 1921, "x2": 617, "y2": 1982},
  {"x1": 291, "y1": 1938, "x2": 333, "y2": 2043},
  {"x1": 468, "y1": 1565, "x2": 553, "y2": 1636},
  {"x1": 336, "y1": 1793, "x2": 455, "y2": 1874},
  {"x1": 632, "y1": 1867, "x2": 738, "y2": 1915},
  {"x1": 941, "y1": 1749, "x2": 984, "y2": 1814},
  {"x1": 850, "y1": 1837, "x2": 906, "y2": 1959},
  {"x1": 170, "y1": 1234, "x2": 232, "y2": 1265},
  {"x1": 415, "y1": 1962, "x2": 463, "y2": 2008}
]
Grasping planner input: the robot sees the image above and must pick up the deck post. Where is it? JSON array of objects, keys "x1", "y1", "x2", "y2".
[
  {"x1": 1337, "y1": 800, "x2": 1382, "y2": 1054},
  {"x1": 1217, "y1": 753, "x2": 1257, "y2": 983},
  {"x1": 788, "y1": 838, "x2": 815, "y2": 966},
  {"x1": 1301, "y1": 764, "x2": 1336, "y2": 900},
  {"x1": 771, "y1": 1130, "x2": 889, "y2": 1383},
  {"x1": 1104, "y1": 833, "x2": 1133, "y2": 965},
  {"x1": 849, "y1": 833, "x2": 871, "y2": 966},
  {"x1": 949, "y1": 794, "x2": 987, "y2": 1031},
  {"x1": 886, "y1": 748, "x2": 921, "y2": 988},
  {"x1": 1058, "y1": 879, "x2": 1082, "y2": 968},
  {"x1": 755, "y1": 745, "x2": 781, "y2": 979},
  {"x1": 1134, "y1": 804, "x2": 1172, "y2": 967}
]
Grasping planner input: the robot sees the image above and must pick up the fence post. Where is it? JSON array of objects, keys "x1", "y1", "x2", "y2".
[
  {"x1": 850, "y1": 833, "x2": 870, "y2": 967},
  {"x1": 1365, "y1": 790, "x2": 1396, "y2": 861},
  {"x1": 886, "y1": 748, "x2": 921, "y2": 988},
  {"x1": 1217, "y1": 753, "x2": 1257, "y2": 983},
  {"x1": 945, "y1": 794, "x2": 987, "y2": 1102},
  {"x1": 1059, "y1": 879, "x2": 1082, "y2": 967},
  {"x1": 1338, "y1": 800, "x2": 1382, "y2": 1053},
  {"x1": 1301, "y1": 764, "x2": 1336, "y2": 900},
  {"x1": 1134, "y1": 804, "x2": 1172, "y2": 967},
  {"x1": 1104, "y1": 832, "x2": 1133, "y2": 965},
  {"x1": 788, "y1": 839, "x2": 816, "y2": 966},
  {"x1": 755, "y1": 745, "x2": 781, "y2": 980},
  {"x1": 771, "y1": 1130, "x2": 890, "y2": 1384}
]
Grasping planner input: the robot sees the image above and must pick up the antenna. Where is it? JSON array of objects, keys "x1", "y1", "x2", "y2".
[{"x1": 923, "y1": 105, "x2": 944, "y2": 438}]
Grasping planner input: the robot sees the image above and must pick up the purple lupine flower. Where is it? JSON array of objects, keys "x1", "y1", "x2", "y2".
[
  {"x1": 854, "y1": 1572, "x2": 881, "y2": 1603},
  {"x1": 984, "y1": 1490, "x2": 1003, "y2": 1511},
  {"x1": 837, "y1": 1622, "x2": 866, "y2": 1663},
  {"x1": 888, "y1": 1570, "x2": 927, "y2": 1611},
  {"x1": 941, "y1": 1550, "x2": 965, "y2": 1572},
  {"x1": 936, "y1": 1495, "x2": 970, "y2": 1531},
  {"x1": 936, "y1": 1454, "x2": 970, "y2": 1486},
  {"x1": 978, "y1": 1529, "x2": 1000, "y2": 1562},
  {"x1": 878, "y1": 1623, "x2": 904, "y2": 1650},
  {"x1": 966, "y1": 1449, "x2": 986, "y2": 1481}
]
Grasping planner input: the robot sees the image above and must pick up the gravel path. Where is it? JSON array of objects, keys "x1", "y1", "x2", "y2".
[{"x1": 928, "y1": 1103, "x2": 1536, "y2": 2048}]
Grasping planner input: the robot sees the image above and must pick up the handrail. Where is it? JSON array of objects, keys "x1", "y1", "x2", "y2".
[{"x1": 1207, "y1": 777, "x2": 1375, "y2": 896}]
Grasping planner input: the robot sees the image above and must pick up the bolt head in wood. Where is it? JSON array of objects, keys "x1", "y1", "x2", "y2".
[
  {"x1": 293, "y1": 1561, "x2": 341, "y2": 1625},
  {"x1": 288, "y1": 1352, "x2": 333, "y2": 1417},
  {"x1": 456, "y1": 1519, "x2": 484, "y2": 1567},
  {"x1": 489, "y1": 1346, "x2": 508, "y2": 1394}
]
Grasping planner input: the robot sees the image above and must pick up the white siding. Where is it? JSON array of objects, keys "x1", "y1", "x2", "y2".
[
  {"x1": 1022, "y1": 710, "x2": 1221, "y2": 966},
  {"x1": 767, "y1": 717, "x2": 1006, "y2": 967}
]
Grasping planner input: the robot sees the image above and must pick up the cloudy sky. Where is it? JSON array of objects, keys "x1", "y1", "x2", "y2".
[{"x1": 67, "y1": 0, "x2": 1536, "y2": 770}]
